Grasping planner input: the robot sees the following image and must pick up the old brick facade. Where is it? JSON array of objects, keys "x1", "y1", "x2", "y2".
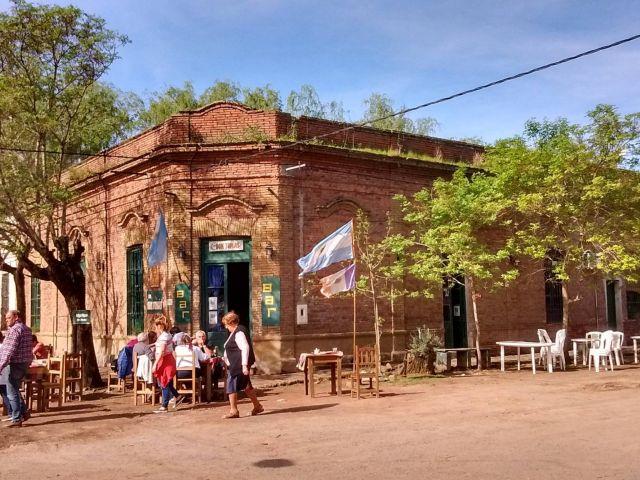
[{"x1": 26, "y1": 102, "x2": 640, "y2": 371}]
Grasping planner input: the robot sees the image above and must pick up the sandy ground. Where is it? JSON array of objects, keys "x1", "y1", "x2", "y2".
[{"x1": 1, "y1": 364, "x2": 640, "y2": 480}]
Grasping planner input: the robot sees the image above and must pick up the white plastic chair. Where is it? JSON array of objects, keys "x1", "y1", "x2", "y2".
[
  {"x1": 549, "y1": 329, "x2": 566, "y2": 370},
  {"x1": 611, "y1": 331, "x2": 624, "y2": 366},
  {"x1": 537, "y1": 329, "x2": 552, "y2": 366},
  {"x1": 588, "y1": 330, "x2": 615, "y2": 372}
]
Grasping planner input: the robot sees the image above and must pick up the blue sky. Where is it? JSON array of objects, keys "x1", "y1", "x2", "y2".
[{"x1": 2, "y1": 0, "x2": 640, "y2": 142}]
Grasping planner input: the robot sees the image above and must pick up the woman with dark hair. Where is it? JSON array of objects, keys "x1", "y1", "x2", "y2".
[{"x1": 221, "y1": 311, "x2": 263, "y2": 419}]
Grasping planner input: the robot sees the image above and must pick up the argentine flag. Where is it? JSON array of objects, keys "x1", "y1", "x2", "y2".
[
  {"x1": 297, "y1": 221, "x2": 353, "y2": 276},
  {"x1": 319, "y1": 263, "x2": 356, "y2": 298},
  {"x1": 147, "y1": 210, "x2": 168, "y2": 268}
]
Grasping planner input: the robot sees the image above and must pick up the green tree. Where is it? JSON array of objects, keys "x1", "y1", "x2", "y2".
[
  {"x1": 138, "y1": 81, "x2": 199, "y2": 129},
  {"x1": 200, "y1": 80, "x2": 241, "y2": 105},
  {"x1": 241, "y1": 84, "x2": 282, "y2": 111},
  {"x1": 286, "y1": 84, "x2": 345, "y2": 121},
  {"x1": 392, "y1": 169, "x2": 517, "y2": 369},
  {"x1": 361, "y1": 93, "x2": 439, "y2": 135},
  {"x1": 485, "y1": 105, "x2": 640, "y2": 335},
  {"x1": 0, "y1": 0, "x2": 130, "y2": 386}
]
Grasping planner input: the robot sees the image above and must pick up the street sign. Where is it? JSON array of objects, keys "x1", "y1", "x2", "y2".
[{"x1": 72, "y1": 310, "x2": 91, "y2": 325}]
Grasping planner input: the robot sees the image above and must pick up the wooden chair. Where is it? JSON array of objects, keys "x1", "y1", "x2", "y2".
[
  {"x1": 174, "y1": 351, "x2": 201, "y2": 405},
  {"x1": 43, "y1": 355, "x2": 65, "y2": 408},
  {"x1": 133, "y1": 352, "x2": 157, "y2": 406},
  {"x1": 62, "y1": 353, "x2": 83, "y2": 402},
  {"x1": 351, "y1": 345, "x2": 380, "y2": 399}
]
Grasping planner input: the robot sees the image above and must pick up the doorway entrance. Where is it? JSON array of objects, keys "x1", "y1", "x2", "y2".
[
  {"x1": 200, "y1": 238, "x2": 252, "y2": 352},
  {"x1": 443, "y1": 276, "x2": 467, "y2": 348},
  {"x1": 606, "y1": 279, "x2": 619, "y2": 330}
]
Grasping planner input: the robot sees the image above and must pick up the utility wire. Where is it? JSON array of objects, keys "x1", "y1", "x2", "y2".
[{"x1": 0, "y1": 33, "x2": 638, "y2": 170}]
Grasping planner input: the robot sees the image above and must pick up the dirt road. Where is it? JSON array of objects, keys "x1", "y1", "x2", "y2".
[{"x1": 2, "y1": 366, "x2": 639, "y2": 479}]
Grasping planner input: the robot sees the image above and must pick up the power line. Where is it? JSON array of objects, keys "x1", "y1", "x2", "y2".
[
  {"x1": 0, "y1": 33, "x2": 638, "y2": 176},
  {"x1": 220, "y1": 32, "x2": 640, "y2": 166}
]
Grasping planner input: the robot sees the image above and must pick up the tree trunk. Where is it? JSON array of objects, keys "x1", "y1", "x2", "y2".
[
  {"x1": 369, "y1": 271, "x2": 381, "y2": 367},
  {"x1": 62, "y1": 288, "x2": 103, "y2": 388},
  {"x1": 468, "y1": 277, "x2": 483, "y2": 371},
  {"x1": 15, "y1": 264, "x2": 26, "y2": 317},
  {"x1": 561, "y1": 281, "x2": 570, "y2": 353}
]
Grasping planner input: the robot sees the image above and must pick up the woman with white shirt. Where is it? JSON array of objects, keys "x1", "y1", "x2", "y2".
[
  {"x1": 221, "y1": 311, "x2": 263, "y2": 419},
  {"x1": 152, "y1": 318, "x2": 182, "y2": 413},
  {"x1": 175, "y1": 335, "x2": 209, "y2": 379}
]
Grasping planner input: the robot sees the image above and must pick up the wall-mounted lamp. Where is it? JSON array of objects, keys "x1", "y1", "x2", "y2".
[
  {"x1": 265, "y1": 242, "x2": 274, "y2": 260},
  {"x1": 177, "y1": 244, "x2": 187, "y2": 260}
]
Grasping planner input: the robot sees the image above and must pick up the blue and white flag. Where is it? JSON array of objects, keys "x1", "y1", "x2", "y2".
[
  {"x1": 297, "y1": 220, "x2": 353, "y2": 276},
  {"x1": 147, "y1": 210, "x2": 168, "y2": 268},
  {"x1": 319, "y1": 263, "x2": 356, "y2": 298}
]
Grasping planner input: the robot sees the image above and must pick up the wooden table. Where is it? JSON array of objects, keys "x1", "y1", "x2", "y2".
[
  {"x1": 632, "y1": 336, "x2": 640, "y2": 364},
  {"x1": 496, "y1": 341, "x2": 554, "y2": 374},
  {"x1": 304, "y1": 353, "x2": 342, "y2": 398}
]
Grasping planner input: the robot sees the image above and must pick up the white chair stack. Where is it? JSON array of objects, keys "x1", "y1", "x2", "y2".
[
  {"x1": 588, "y1": 330, "x2": 615, "y2": 372},
  {"x1": 549, "y1": 329, "x2": 566, "y2": 370},
  {"x1": 611, "y1": 331, "x2": 624, "y2": 366}
]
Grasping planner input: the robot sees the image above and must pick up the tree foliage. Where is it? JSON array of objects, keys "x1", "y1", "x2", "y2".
[
  {"x1": 485, "y1": 105, "x2": 640, "y2": 331},
  {"x1": 286, "y1": 84, "x2": 345, "y2": 121},
  {"x1": 391, "y1": 169, "x2": 517, "y2": 368},
  {"x1": 0, "y1": 0, "x2": 130, "y2": 386},
  {"x1": 361, "y1": 93, "x2": 439, "y2": 136}
]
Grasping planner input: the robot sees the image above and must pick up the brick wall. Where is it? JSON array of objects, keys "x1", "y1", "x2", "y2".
[{"x1": 30, "y1": 102, "x2": 635, "y2": 372}]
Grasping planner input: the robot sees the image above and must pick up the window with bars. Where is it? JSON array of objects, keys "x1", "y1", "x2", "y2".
[
  {"x1": 126, "y1": 245, "x2": 144, "y2": 334},
  {"x1": 544, "y1": 255, "x2": 563, "y2": 324},
  {"x1": 627, "y1": 290, "x2": 640, "y2": 321},
  {"x1": 31, "y1": 277, "x2": 41, "y2": 332}
]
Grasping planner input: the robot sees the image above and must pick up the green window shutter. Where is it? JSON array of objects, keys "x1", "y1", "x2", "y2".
[
  {"x1": 30, "y1": 277, "x2": 40, "y2": 332},
  {"x1": 126, "y1": 245, "x2": 144, "y2": 334}
]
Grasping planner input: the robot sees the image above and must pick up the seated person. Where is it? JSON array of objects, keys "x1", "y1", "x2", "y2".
[
  {"x1": 132, "y1": 331, "x2": 157, "y2": 360},
  {"x1": 193, "y1": 330, "x2": 224, "y2": 388},
  {"x1": 32, "y1": 335, "x2": 49, "y2": 359},
  {"x1": 175, "y1": 335, "x2": 209, "y2": 379},
  {"x1": 193, "y1": 330, "x2": 213, "y2": 356},
  {"x1": 170, "y1": 326, "x2": 186, "y2": 346}
]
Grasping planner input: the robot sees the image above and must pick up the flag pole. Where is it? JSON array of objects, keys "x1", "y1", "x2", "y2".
[{"x1": 351, "y1": 219, "x2": 357, "y2": 362}]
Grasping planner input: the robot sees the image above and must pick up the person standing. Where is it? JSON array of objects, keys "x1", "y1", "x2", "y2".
[
  {"x1": 151, "y1": 318, "x2": 182, "y2": 413},
  {"x1": 221, "y1": 312, "x2": 263, "y2": 418},
  {"x1": 0, "y1": 310, "x2": 33, "y2": 427}
]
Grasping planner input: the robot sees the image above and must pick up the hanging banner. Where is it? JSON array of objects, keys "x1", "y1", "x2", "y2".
[
  {"x1": 261, "y1": 276, "x2": 280, "y2": 326},
  {"x1": 174, "y1": 283, "x2": 191, "y2": 324}
]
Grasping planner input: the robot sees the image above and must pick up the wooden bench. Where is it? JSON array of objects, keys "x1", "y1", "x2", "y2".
[{"x1": 435, "y1": 347, "x2": 492, "y2": 371}]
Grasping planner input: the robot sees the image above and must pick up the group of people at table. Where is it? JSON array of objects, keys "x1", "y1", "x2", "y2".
[
  {"x1": 0, "y1": 309, "x2": 263, "y2": 428},
  {"x1": 118, "y1": 312, "x2": 263, "y2": 418}
]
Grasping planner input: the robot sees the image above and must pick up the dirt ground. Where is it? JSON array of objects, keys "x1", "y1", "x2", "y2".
[{"x1": 1, "y1": 364, "x2": 640, "y2": 480}]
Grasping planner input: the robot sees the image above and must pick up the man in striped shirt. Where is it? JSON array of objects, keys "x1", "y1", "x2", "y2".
[{"x1": 0, "y1": 310, "x2": 33, "y2": 427}]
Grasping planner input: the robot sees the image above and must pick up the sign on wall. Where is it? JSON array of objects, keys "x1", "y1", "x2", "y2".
[
  {"x1": 146, "y1": 289, "x2": 163, "y2": 314},
  {"x1": 261, "y1": 276, "x2": 280, "y2": 326},
  {"x1": 174, "y1": 283, "x2": 191, "y2": 324},
  {"x1": 72, "y1": 310, "x2": 91, "y2": 325},
  {"x1": 208, "y1": 240, "x2": 244, "y2": 252}
]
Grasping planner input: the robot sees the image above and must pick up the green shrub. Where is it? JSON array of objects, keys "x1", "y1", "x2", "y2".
[{"x1": 409, "y1": 326, "x2": 443, "y2": 358}]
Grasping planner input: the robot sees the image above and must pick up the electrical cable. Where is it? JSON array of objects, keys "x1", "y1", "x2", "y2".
[{"x1": 0, "y1": 32, "x2": 637, "y2": 172}]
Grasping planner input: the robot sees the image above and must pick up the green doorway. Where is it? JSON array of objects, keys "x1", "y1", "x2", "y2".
[
  {"x1": 443, "y1": 276, "x2": 467, "y2": 348},
  {"x1": 200, "y1": 238, "x2": 252, "y2": 352}
]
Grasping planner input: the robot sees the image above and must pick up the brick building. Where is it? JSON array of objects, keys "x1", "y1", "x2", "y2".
[{"x1": 26, "y1": 102, "x2": 640, "y2": 371}]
